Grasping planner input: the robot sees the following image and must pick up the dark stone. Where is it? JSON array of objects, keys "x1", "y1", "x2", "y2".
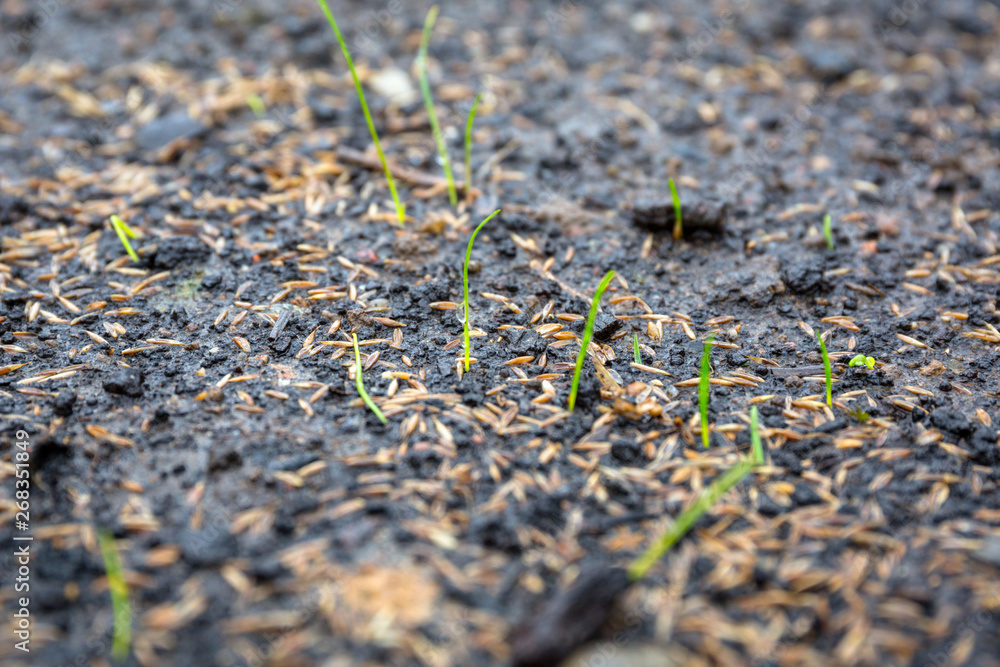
[
  {"x1": 930, "y1": 407, "x2": 972, "y2": 437},
  {"x1": 52, "y1": 390, "x2": 76, "y2": 416},
  {"x1": 250, "y1": 558, "x2": 288, "y2": 582},
  {"x1": 610, "y1": 439, "x2": 642, "y2": 465},
  {"x1": 135, "y1": 112, "x2": 205, "y2": 152},
  {"x1": 971, "y1": 537, "x2": 1000, "y2": 567},
  {"x1": 151, "y1": 235, "x2": 211, "y2": 270},
  {"x1": 800, "y1": 43, "x2": 858, "y2": 81},
  {"x1": 502, "y1": 328, "x2": 548, "y2": 357},
  {"x1": 783, "y1": 262, "x2": 824, "y2": 295},
  {"x1": 509, "y1": 566, "x2": 631, "y2": 667},
  {"x1": 968, "y1": 425, "x2": 998, "y2": 466},
  {"x1": 592, "y1": 313, "x2": 623, "y2": 343},
  {"x1": 207, "y1": 443, "x2": 243, "y2": 473},
  {"x1": 792, "y1": 484, "x2": 823, "y2": 506},
  {"x1": 179, "y1": 529, "x2": 238, "y2": 567},
  {"x1": 201, "y1": 272, "x2": 222, "y2": 289},
  {"x1": 815, "y1": 417, "x2": 847, "y2": 434},
  {"x1": 468, "y1": 514, "x2": 521, "y2": 554},
  {"x1": 102, "y1": 367, "x2": 144, "y2": 397}
]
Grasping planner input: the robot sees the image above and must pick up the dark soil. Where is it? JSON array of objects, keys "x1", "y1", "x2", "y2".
[{"x1": 2, "y1": 1, "x2": 1000, "y2": 666}]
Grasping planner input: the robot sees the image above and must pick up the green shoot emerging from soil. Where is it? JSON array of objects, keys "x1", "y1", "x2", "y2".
[
  {"x1": 823, "y1": 213, "x2": 834, "y2": 251},
  {"x1": 246, "y1": 93, "x2": 267, "y2": 118},
  {"x1": 750, "y1": 405, "x2": 764, "y2": 464},
  {"x1": 463, "y1": 209, "x2": 502, "y2": 371},
  {"x1": 353, "y1": 333, "x2": 387, "y2": 424},
  {"x1": 633, "y1": 333, "x2": 641, "y2": 364},
  {"x1": 849, "y1": 353, "x2": 875, "y2": 370},
  {"x1": 568, "y1": 270, "x2": 617, "y2": 411},
  {"x1": 109, "y1": 215, "x2": 139, "y2": 262},
  {"x1": 628, "y1": 439, "x2": 763, "y2": 581},
  {"x1": 316, "y1": 0, "x2": 404, "y2": 224},
  {"x1": 98, "y1": 530, "x2": 131, "y2": 662},
  {"x1": 669, "y1": 178, "x2": 682, "y2": 240},
  {"x1": 417, "y1": 5, "x2": 457, "y2": 206},
  {"x1": 464, "y1": 93, "x2": 482, "y2": 200},
  {"x1": 817, "y1": 331, "x2": 832, "y2": 407},
  {"x1": 699, "y1": 334, "x2": 716, "y2": 448}
]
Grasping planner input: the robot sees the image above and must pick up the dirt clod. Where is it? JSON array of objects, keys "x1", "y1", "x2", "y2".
[{"x1": 102, "y1": 368, "x2": 144, "y2": 397}]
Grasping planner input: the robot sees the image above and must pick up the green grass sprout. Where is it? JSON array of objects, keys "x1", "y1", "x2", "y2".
[
  {"x1": 627, "y1": 447, "x2": 760, "y2": 581},
  {"x1": 246, "y1": 93, "x2": 267, "y2": 118},
  {"x1": 633, "y1": 333, "x2": 641, "y2": 364},
  {"x1": 464, "y1": 93, "x2": 482, "y2": 200},
  {"x1": 109, "y1": 215, "x2": 139, "y2": 262},
  {"x1": 463, "y1": 209, "x2": 502, "y2": 371},
  {"x1": 823, "y1": 213, "x2": 834, "y2": 251},
  {"x1": 817, "y1": 331, "x2": 832, "y2": 407},
  {"x1": 568, "y1": 270, "x2": 617, "y2": 411},
  {"x1": 417, "y1": 5, "x2": 457, "y2": 206},
  {"x1": 849, "y1": 353, "x2": 875, "y2": 370},
  {"x1": 669, "y1": 177, "x2": 682, "y2": 240},
  {"x1": 750, "y1": 405, "x2": 764, "y2": 465},
  {"x1": 352, "y1": 333, "x2": 387, "y2": 424},
  {"x1": 97, "y1": 530, "x2": 131, "y2": 662},
  {"x1": 699, "y1": 333, "x2": 716, "y2": 448},
  {"x1": 849, "y1": 406, "x2": 870, "y2": 423},
  {"x1": 316, "y1": 0, "x2": 405, "y2": 224}
]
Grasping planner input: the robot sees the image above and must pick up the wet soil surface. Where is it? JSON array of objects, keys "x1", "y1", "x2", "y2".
[{"x1": 1, "y1": 1, "x2": 1000, "y2": 666}]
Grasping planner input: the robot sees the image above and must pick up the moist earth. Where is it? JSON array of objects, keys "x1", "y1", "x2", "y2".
[{"x1": 1, "y1": 1, "x2": 999, "y2": 666}]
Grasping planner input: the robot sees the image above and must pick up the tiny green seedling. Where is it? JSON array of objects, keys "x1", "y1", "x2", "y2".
[
  {"x1": 669, "y1": 178, "x2": 682, "y2": 240},
  {"x1": 98, "y1": 530, "x2": 131, "y2": 662},
  {"x1": 627, "y1": 437, "x2": 763, "y2": 581},
  {"x1": 109, "y1": 215, "x2": 139, "y2": 262},
  {"x1": 633, "y1": 333, "x2": 641, "y2": 364},
  {"x1": 417, "y1": 5, "x2": 457, "y2": 206},
  {"x1": 315, "y1": 0, "x2": 405, "y2": 224},
  {"x1": 699, "y1": 334, "x2": 716, "y2": 448},
  {"x1": 568, "y1": 270, "x2": 617, "y2": 411},
  {"x1": 463, "y1": 209, "x2": 502, "y2": 371},
  {"x1": 464, "y1": 93, "x2": 482, "y2": 200},
  {"x1": 823, "y1": 213, "x2": 834, "y2": 251},
  {"x1": 817, "y1": 331, "x2": 832, "y2": 407},
  {"x1": 849, "y1": 406, "x2": 870, "y2": 423},
  {"x1": 352, "y1": 333, "x2": 387, "y2": 424},
  {"x1": 849, "y1": 354, "x2": 875, "y2": 370},
  {"x1": 246, "y1": 93, "x2": 267, "y2": 118}
]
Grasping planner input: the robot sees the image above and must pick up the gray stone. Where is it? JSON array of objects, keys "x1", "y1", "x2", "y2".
[{"x1": 135, "y1": 112, "x2": 204, "y2": 152}]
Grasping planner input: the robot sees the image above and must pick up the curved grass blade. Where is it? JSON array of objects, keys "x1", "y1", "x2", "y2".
[
  {"x1": 464, "y1": 93, "x2": 482, "y2": 200},
  {"x1": 669, "y1": 178, "x2": 682, "y2": 240},
  {"x1": 699, "y1": 333, "x2": 716, "y2": 448},
  {"x1": 417, "y1": 5, "x2": 457, "y2": 206},
  {"x1": 463, "y1": 209, "x2": 502, "y2": 371},
  {"x1": 568, "y1": 270, "x2": 616, "y2": 411},
  {"x1": 817, "y1": 331, "x2": 832, "y2": 407},
  {"x1": 823, "y1": 213, "x2": 834, "y2": 251},
  {"x1": 97, "y1": 530, "x2": 131, "y2": 662},
  {"x1": 633, "y1": 333, "x2": 641, "y2": 364},
  {"x1": 353, "y1": 333, "x2": 387, "y2": 424},
  {"x1": 109, "y1": 215, "x2": 139, "y2": 262},
  {"x1": 627, "y1": 453, "x2": 757, "y2": 581},
  {"x1": 315, "y1": 0, "x2": 405, "y2": 224}
]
